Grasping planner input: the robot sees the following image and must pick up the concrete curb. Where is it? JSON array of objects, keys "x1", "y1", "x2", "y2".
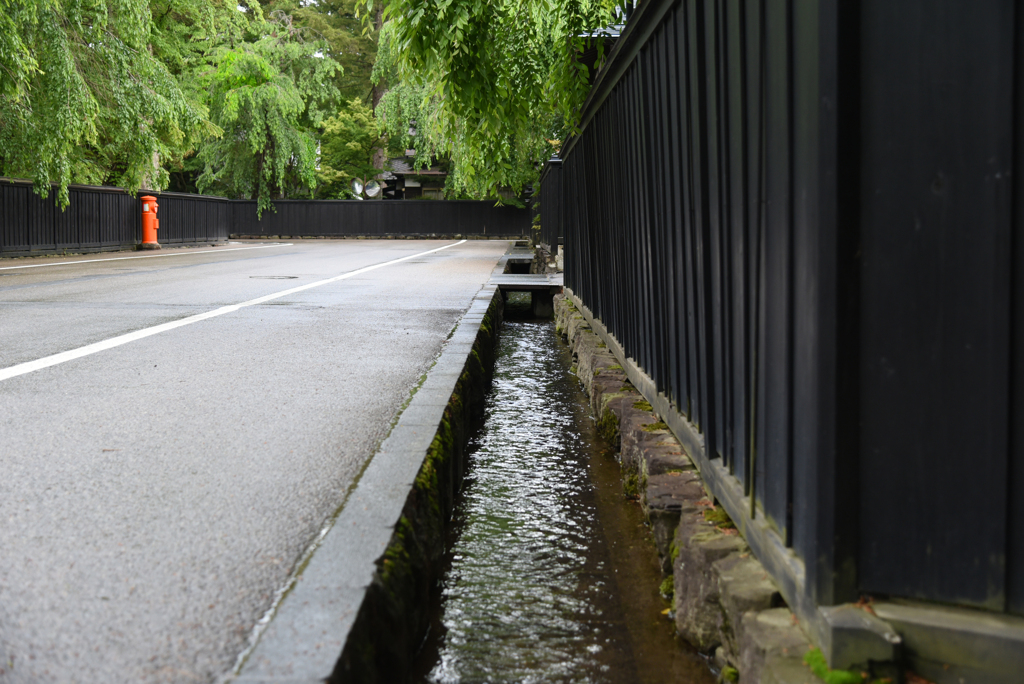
[{"x1": 229, "y1": 255, "x2": 511, "y2": 684}]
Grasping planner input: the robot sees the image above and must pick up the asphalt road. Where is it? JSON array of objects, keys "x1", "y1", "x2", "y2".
[{"x1": 0, "y1": 239, "x2": 509, "y2": 683}]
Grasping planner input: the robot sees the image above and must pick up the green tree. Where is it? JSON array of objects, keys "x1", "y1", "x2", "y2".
[
  {"x1": 362, "y1": 0, "x2": 614, "y2": 200},
  {"x1": 149, "y1": 0, "x2": 253, "y2": 193},
  {"x1": 195, "y1": 11, "x2": 341, "y2": 215},
  {"x1": 267, "y1": 0, "x2": 378, "y2": 104},
  {"x1": 0, "y1": 0, "x2": 211, "y2": 205},
  {"x1": 317, "y1": 98, "x2": 386, "y2": 198}
]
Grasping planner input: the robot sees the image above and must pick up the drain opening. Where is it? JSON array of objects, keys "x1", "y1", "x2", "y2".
[{"x1": 249, "y1": 275, "x2": 298, "y2": 279}]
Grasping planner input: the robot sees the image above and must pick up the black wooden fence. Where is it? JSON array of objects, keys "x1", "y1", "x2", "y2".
[
  {"x1": 156, "y1": 192, "x2": 232, "y2": 245},
  {"x1": 232, "y1": 199, "x2": 528, "y2": 238},
  {"x1": 560, "y1": 0, "x2": 1024, "y2": 659},
  {"x1": 0, "y1": 180, "x2": 141, "y2": 254},
  {"x1": 537, "y1": 159, "x2": 563, "y2": 253},
  {"x1": 0, "y1": 179, "x2": 529, "y2": 255}
]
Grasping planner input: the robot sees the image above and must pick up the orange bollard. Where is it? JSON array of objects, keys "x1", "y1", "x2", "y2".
[{"x1": 141, "y1": 195, "x2": 160, "y2": 250}]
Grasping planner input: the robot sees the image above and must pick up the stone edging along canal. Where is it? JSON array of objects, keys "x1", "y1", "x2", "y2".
[
  {"x1": 230, "y1": 253, "x2": 509, "y2": 684},
  {"x1": 554, "y1": 292, "x2": 837, "y2": 684}
]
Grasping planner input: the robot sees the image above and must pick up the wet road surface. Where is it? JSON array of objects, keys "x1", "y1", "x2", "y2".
[{"x1": 0, "y1": 240, "x2": 508, "y2": 683}]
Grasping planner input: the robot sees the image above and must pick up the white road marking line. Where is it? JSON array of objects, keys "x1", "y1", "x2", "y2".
[
  {"x1": 0, "y1": 243, "x2": 294, "y2": 271},
  {"x1": 0, "y1": 240, "x2": 467, "y2": 382}
]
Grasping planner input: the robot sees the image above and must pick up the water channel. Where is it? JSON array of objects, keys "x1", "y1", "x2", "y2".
[{"x1": 414, "y1": 296, "x2": 714, "y2": 683}]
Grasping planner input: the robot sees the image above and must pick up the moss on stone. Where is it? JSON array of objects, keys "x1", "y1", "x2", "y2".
[
  {"x1": 633, "y1": 399, "x2": 653, "y2": 411},
  {"x1": 596, "y1": 410, "x2": 620, "y2": 446},
  {"x1": 623, "y1": 468, "x2": 640, "y2": 499},
  {"x1": 721, "y1": 665, "x2": 739, "y2": 682},
  {"x1": 803, "y1": 647, "x2": 880, "y2": 684},
  {"x1": 379, "y1": 516, "x2": 415, "y2": 588},
  {"x1": 642, "y1": 421, "x2": 669, "y2": 432},
  {"x1": 659, "y1": 576, "x2": 674, "y2": 600},
  {"x1": 415, "y1": 390, "x2": 461, "y2": 531},
  {"x1": 703, "y1": 506, "x2": 736, "y2": 530}
]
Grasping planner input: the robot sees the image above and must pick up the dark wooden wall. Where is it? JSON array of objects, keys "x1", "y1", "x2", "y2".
[
  {"x1": 561, "y1": 0, "x2": 1023, "y2": 616},
  {"x1": 856, "y1": 1, "x2": 1016, "y2": 611},
  {"x1": 538, "y1": 160, "x2": 563, "y2": 252},
  {"x1": 231, "y1": 199, "x2": 528, "y2": 238},
  {"x1": 0, "y1": 181, "x2": 140, "y2": 255},
  {"x1": 1, "y1": 181, "x2": 530, "y2": 255}
]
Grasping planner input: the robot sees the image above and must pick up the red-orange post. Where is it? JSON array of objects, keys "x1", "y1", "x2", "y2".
[{"x1": 141, "y1": 195, "x2": 160, "y2": 250}]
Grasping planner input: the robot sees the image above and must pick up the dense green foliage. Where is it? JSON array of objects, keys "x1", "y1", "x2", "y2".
[
  {"x1": 0, "y1": 0, "x2": 211, "y2": 205},
  {"x1": 317, "y1": 98, "x2": 385, "y2": 198},
  {"x1": 271, "y1": 0, "x2": 378, "y2": 103},
  {"x1": 364, "y1": 0, "x2": 615, "y2": 200},
  {"x1": 195, "y1": 11, "x2": 340, "y2": 215},
  {"x1": 0, "y1": 0, "x2": 361, "y2": 213},
  {"x1": 1, "y1": 0, "x2": 610, "y2": 209}
]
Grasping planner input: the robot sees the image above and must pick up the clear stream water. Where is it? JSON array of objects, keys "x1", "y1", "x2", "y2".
[{"x1": 414, "y1": 300, "x2": 714, "y2": 684}]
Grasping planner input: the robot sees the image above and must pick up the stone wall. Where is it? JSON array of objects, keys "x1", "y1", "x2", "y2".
[{"x1": 554, "y1": 293, "x2": 830, "y2": 684}]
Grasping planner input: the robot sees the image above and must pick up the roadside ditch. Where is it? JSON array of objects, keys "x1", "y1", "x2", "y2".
[
  {"x1": 316, "y1": 247, "x2": 833, "y2": 684},
  {"x1": 410, "y1": 294, "x2": 714, "y2": 683}
]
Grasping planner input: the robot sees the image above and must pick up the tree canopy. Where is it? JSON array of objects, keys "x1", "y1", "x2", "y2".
[
  {"x1": 363, "y1": 0, "x2": 615, "y2": 200},
  {"x1": 0, "y1": 0, "x2": 611, "y2": 209},
  {"x1": 0, "y1": 0, "x2": 354, "y2": 212},
  {"x1": 317, "y1": 98, "x2": 386, "y2": 198},
  {"x1": 0, "y1": 0, "x2": 213, "y2": 205},
  {"x1": 195, "y1": 11, "x2": 340, "y2": 214}
]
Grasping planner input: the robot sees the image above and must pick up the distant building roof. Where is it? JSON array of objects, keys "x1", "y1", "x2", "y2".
[
  {"x1": 388, "y1": 158, "x2": 413, "y2": 174},
  {"x1": 387, "y1": 158, "x2": 447, "y2": 176}
]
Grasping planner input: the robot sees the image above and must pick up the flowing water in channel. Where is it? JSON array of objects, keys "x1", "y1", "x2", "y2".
[{"x1": 415, "y1": 300, "x2": 714, "y2": 684}]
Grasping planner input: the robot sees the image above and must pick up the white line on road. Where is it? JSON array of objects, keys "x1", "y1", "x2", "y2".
[
  {"x1": 0, "y1": 243, "x2": 294, "y2": 271},
  {"x1": 0, "y1": 240, "x2": 468, "y2": 382}
]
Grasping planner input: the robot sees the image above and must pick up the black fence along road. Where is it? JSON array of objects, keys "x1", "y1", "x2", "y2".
[
  {"x1": 0, "y1": 181, "x2": 141, "y2": 254},
  {"x1": 559, "y1": 0, "x2": 1024, "y2": 677},
  {"x1": 156, "y1": 192, "x2": 232, "y2": 245},
  {"x1": 537, "y1": 159, "x2": 563, "y2": 253},
  {"x1": 232, "y1": 199, "x2": 529, "y2": 239},
  {"x1": 0, "y1": 179, "x2": 530, "y2": 256}
]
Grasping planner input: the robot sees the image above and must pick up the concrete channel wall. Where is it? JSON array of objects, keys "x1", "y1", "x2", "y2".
[
  {"x1": 230, "y1": 251, "x2": 515, "y2": 684},
  {"x1": 331, "y1": 290, "x2": 504, "y2": 682}
]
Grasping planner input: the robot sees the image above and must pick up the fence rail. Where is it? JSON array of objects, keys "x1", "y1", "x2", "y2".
[
  {"x1": 560, "y1": 0, "x2": 1024, "y2": 653},
  {"x1": 0, "y1": 180, "x2": 530, "y2": 255}
]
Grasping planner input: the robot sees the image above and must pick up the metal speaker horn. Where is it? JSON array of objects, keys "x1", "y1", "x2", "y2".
[{"x1": 364, "y1": 180, "x2": 381, "y2": 198}]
